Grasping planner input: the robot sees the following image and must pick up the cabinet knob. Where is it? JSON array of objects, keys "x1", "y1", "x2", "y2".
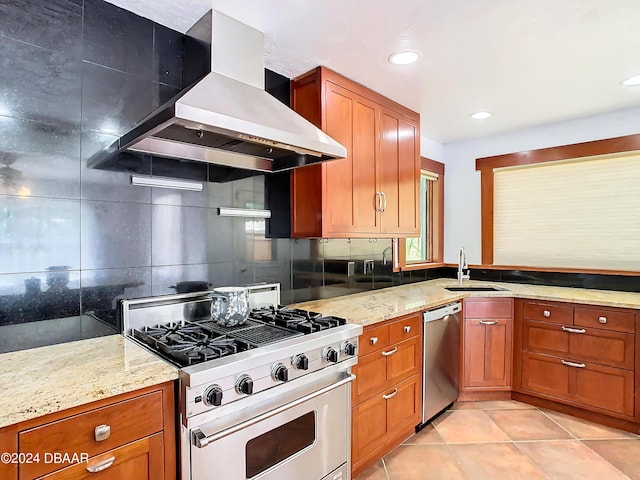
[
  {"x1": 370, "y1": 336, "x2": 378, "y2": 345},
  {"x1": 94, "y1": 424, "x2": 111, "y2": 442},
  {"x1": 543, "y1": 310, "x2": 551, "y2": 318},
  {"x1": 403, "y1": 325, "x2": 411, "y2": 333},
  {"x1": 598, "y1": 316, "x2": 607, "y2": 324}
]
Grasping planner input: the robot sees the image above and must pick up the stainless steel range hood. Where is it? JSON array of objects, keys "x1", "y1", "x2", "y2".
[{"x1": 91, "y1": 10, "x2": 346, "y2": 173}]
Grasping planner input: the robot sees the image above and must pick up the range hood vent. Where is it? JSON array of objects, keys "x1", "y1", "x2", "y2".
[{"x1": 89, "y1": 10, "x2": 345, "y2": 173}]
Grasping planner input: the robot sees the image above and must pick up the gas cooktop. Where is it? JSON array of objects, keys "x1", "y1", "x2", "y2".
[{"x1": 132, "y1": 306, "x2": 347, "y2": 368}]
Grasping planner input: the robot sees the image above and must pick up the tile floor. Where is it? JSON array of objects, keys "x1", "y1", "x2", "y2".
[{"x1": 355, "y1": 400, "x2": 640, "y2": 480}]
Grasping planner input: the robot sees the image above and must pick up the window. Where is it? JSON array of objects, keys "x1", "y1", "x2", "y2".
[
  {"x1": 395, "y1": 158, "x2": 444, "y2": 271},
  {"x1": 476, "y1": 133, "x2": 640, "y2": 273}
]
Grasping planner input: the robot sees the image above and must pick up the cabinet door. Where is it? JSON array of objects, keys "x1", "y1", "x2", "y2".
[
  {"x1": 572, "y1": 363, "x2": 634, "y2": 417},
  {"x1": 386, "y1": 336, "x2": 421, "y2": 387},
  {"x1": 385, "y1": 375, "x2": 421, "y2": 434},
  {"x1": 36, "y1": 434, "x2": 163, "y2": 480},
  {"x1": 351, "y1": 395, "x2": 387, "y2": 464},
  {"x1": 521, "y1": 352, "x2": 571, "y2": 400},
  {"x1": 352, "y1": 351, "x2": 388, "y2": 406},
  {"x1": 323, "y1": 81, "x2": 379, "y2": 236},
  {"x1": 378, "y1": 106, "x2": 420, "y2": 235},
  {"x1": 463, "y1": 318, "x2": 512, "y2": 388}
]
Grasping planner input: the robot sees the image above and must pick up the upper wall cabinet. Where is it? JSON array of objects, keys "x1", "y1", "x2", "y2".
[{"x1": 290, "y1": 67, "x2": 420, "y2": 238}]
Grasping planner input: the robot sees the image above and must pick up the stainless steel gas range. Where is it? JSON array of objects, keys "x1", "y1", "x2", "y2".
[{"x1": 121, "y1": 283, "x2": 362, "y2": 480}]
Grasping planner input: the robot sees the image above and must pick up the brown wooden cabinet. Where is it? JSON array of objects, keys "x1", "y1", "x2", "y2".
[
  {"x1": 351, "y1": 312, "x2": 422, "y2": 478},
  {"x1": 460, "y1": 298, "x2": 514, "y2": 399},
  {"x1": 36, "y1": 434, "x2": 164, "y2": 480},
  {"x1": 514, "y1": 300, "x2": 638, "y2": 422},
  {"x1": 0, "y1": 382, "x2": 175, "y2": 480},
  {"x1": 291, "y1": 66, "x2": 420, "y2": 238}
]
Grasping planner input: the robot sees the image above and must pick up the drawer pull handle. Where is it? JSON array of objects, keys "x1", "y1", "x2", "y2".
[
  {"x1": 598, "y1": 316, "x2": 608, "y2": 324},
  {"x1": 382, "y1": 388, "x2": 398, "y2": 400},
  {"x1": 94, "y1": 424, "x2": 111, "y2": 442},
  {"x1": 543, "y1": 310, "x2": 551, "y2": 318},
  {"x1": 381, "y1": 347, "x2": 398, "y2": 357},
  {"x1": 86, "y1": 456, "x2": 116, "y2": 473},
  {"x1": 561, "y1": 360, "x2": 586, "y2": 369},
  {"x1": 479, "y1": 320, "x2": 498, "y2": 325},
  {"x1": 403, "y1": 325, "x2": 411, "y2": 333},
  {"x1": 561, "y1": 326, "x2": 586, "y2": 334},
  {"x1": 370, "y1": 336, "x2": 378, "y2": 345}
]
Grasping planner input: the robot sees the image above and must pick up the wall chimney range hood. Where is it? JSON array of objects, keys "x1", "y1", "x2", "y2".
[{"x1": 90, "y1": 10, "x2": 346, "y2": 173}]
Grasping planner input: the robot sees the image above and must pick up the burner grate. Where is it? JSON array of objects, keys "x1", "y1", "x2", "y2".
[{"x1": 232, "y1": 324, "x2": 302, "y2": 346}]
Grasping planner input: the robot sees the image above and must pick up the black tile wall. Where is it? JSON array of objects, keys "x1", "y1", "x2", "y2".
[
  {"x1": 82, "y1": 0, "x2": 153, "y2": 77},
  {"x1": 0, "y1": 38, "x2": 82, "y2": 126},
  {"x1": 0, "y1": 0, "x2": 83, "y2": 54}
]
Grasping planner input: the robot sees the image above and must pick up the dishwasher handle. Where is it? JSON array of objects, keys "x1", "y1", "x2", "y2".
[{"x1": 423, "y1": 302, "x2": 462, "y2": 322}]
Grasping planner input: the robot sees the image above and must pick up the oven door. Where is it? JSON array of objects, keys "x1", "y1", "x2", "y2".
[{"x1": 189, "y1": 374, "x2": 353, "y2": 480}]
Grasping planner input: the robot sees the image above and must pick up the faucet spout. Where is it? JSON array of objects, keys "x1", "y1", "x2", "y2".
[{"x1": 457, "y1": 247, "x2": 470, "y2": 285}]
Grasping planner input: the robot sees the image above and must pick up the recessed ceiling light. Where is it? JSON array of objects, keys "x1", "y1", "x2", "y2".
[
  {"x1": 470, "y1": 111, "x2": 492, "y2": 120},
  {"x1": 622, "y1": 74, "x2": 640, "y2": 86},
  {"x1": 388, "y1": 50, "x2": 421, "y2": 65}
]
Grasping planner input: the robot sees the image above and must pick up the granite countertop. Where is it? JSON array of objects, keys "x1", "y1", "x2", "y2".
[
  {"x1": 290, "y1": 278, "x2": 640, "y2": 327},
  {"x1": 0, "y1": 335, "x2": 178, "y2": 429},
  {"x1": 3, "y1": 278, "x2": 639, "y2": 429}
]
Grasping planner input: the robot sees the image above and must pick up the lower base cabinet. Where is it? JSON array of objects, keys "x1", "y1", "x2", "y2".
[
  {"x1": 0, "y1": 382, "x2": 175, "y2": 480},
  {"x1": 37, "y1": 434, "x2": 164, "y2": 480},
  {"x1": 515, "y1": 299, "x2": 638, "y2": 424},
  {"x1": 351, "y1": 313, "x2": 422, "y2": 478},
  {"x1": 521, "y1": 352, "x2": 635, "y2": 418}
]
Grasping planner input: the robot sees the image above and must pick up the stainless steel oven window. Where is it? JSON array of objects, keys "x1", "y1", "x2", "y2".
[{"x1": 245, "y1": 411, "x2": 316, "y2": 478}]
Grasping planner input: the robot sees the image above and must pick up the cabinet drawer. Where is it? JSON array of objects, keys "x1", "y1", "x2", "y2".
[
  {"x1": 352, "y1": 351, "x2": 388, "y2": 406},
  {"x1": 36, "y1": 434, "x2": 163, "y2": 480},
  {"x1": 523, "y1": 302, "x2": 573, "y2": 324},
  {"x1": 574, "y1": 307, "x2": 635, "y2": 334},
  {"x1": 351, "y1": 394, "x2": 387, "y2": 463},
  {"x1": 389, "y1": 313, "x2": 421, "y2": 344},
  {"x1": 520, "y1": 352, "x2": 635, "y2": 418},
  {"x1": 464, "y1": 298, "x2": 513, "y2": 318},
  {"x1": 20, "y1": 392, "x2": 163, "y2": 479},
  {"x1": 521, "y1": 352, "x2": 571, "y2": 400},
  {"x1": 359, "y1": 324, "x2": 390, "y2": 356},
  {"x1": 573, "y1": 362, "x2": 635, "y2": 417},
  {"x1": 385, "y1": 375, "x2": 421, "y2": 434},
  {"x1": 386, "y1": 336, "x2": 421, "y2": 387},
  {"x1": 523, "y1": 320, "x2": 570, "y2": 357},
  {"x1": 570, "y1": 327, "x2": 634, "y2": 370}
]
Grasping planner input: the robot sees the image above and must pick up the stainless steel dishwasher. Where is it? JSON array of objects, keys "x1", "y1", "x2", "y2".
[{"x1": 416, "y1": 302, "x2": 462, "y2": 431}]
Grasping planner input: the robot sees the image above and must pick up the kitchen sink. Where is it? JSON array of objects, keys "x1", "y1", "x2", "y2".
[{"x1": 444, "y1": 286, "x2": 509, "y2": 292}]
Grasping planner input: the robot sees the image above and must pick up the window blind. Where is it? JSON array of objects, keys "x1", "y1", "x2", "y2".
[{"x1": 493, "y1": 152, "x2": 640, "y2": 271}]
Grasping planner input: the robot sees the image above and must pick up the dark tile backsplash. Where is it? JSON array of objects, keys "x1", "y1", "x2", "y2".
[{"x1": 1, "y1": 1, "x2": 634, "y2": 354}]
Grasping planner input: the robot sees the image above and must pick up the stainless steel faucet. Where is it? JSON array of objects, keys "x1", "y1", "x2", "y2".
[{"x1": 457, "y1": 247, "x2": 470, "y2": 284}]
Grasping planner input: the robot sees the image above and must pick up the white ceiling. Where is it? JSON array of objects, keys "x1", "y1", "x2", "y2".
[{"x1": 107, "y1": 0, "x2": 640, "y2": 143}]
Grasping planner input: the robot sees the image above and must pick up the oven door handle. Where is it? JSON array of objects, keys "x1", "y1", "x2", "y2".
[{"x1": 192, "y1": 373, "x2": 356, "y2": 448}]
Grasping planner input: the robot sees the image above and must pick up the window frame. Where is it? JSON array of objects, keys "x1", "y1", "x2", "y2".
[
  {"x1": 475, "y1": 132, "x2": 640, "y2": 275},
  {"x1": 394, "y1": 157, "x2": 445, "y2": 272}
]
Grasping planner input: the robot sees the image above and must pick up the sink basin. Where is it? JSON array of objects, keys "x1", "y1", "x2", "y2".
[{"x1": 444, "y1": 286, "x2": 509, "y2": 292}]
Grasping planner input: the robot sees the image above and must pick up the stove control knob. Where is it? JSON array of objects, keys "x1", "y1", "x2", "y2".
[
  {"x1": 203, "y1": 385, "x2": 223, "y2": 407},
  {"x1": 235, "y1": 375, "x2": 254, "y2": 395},
  {"x1": 324, "y1": 347, "x2": 339, "y2": 363},
  {"x1": 293, "y1": 354, "x2": 309, "y2": 370},
  {"x1": 272, "y1": 363, "x2": 289, "y2": 382},
  {"x1": 342, "y1": 341, "x2": 357, "y2": 357}
]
